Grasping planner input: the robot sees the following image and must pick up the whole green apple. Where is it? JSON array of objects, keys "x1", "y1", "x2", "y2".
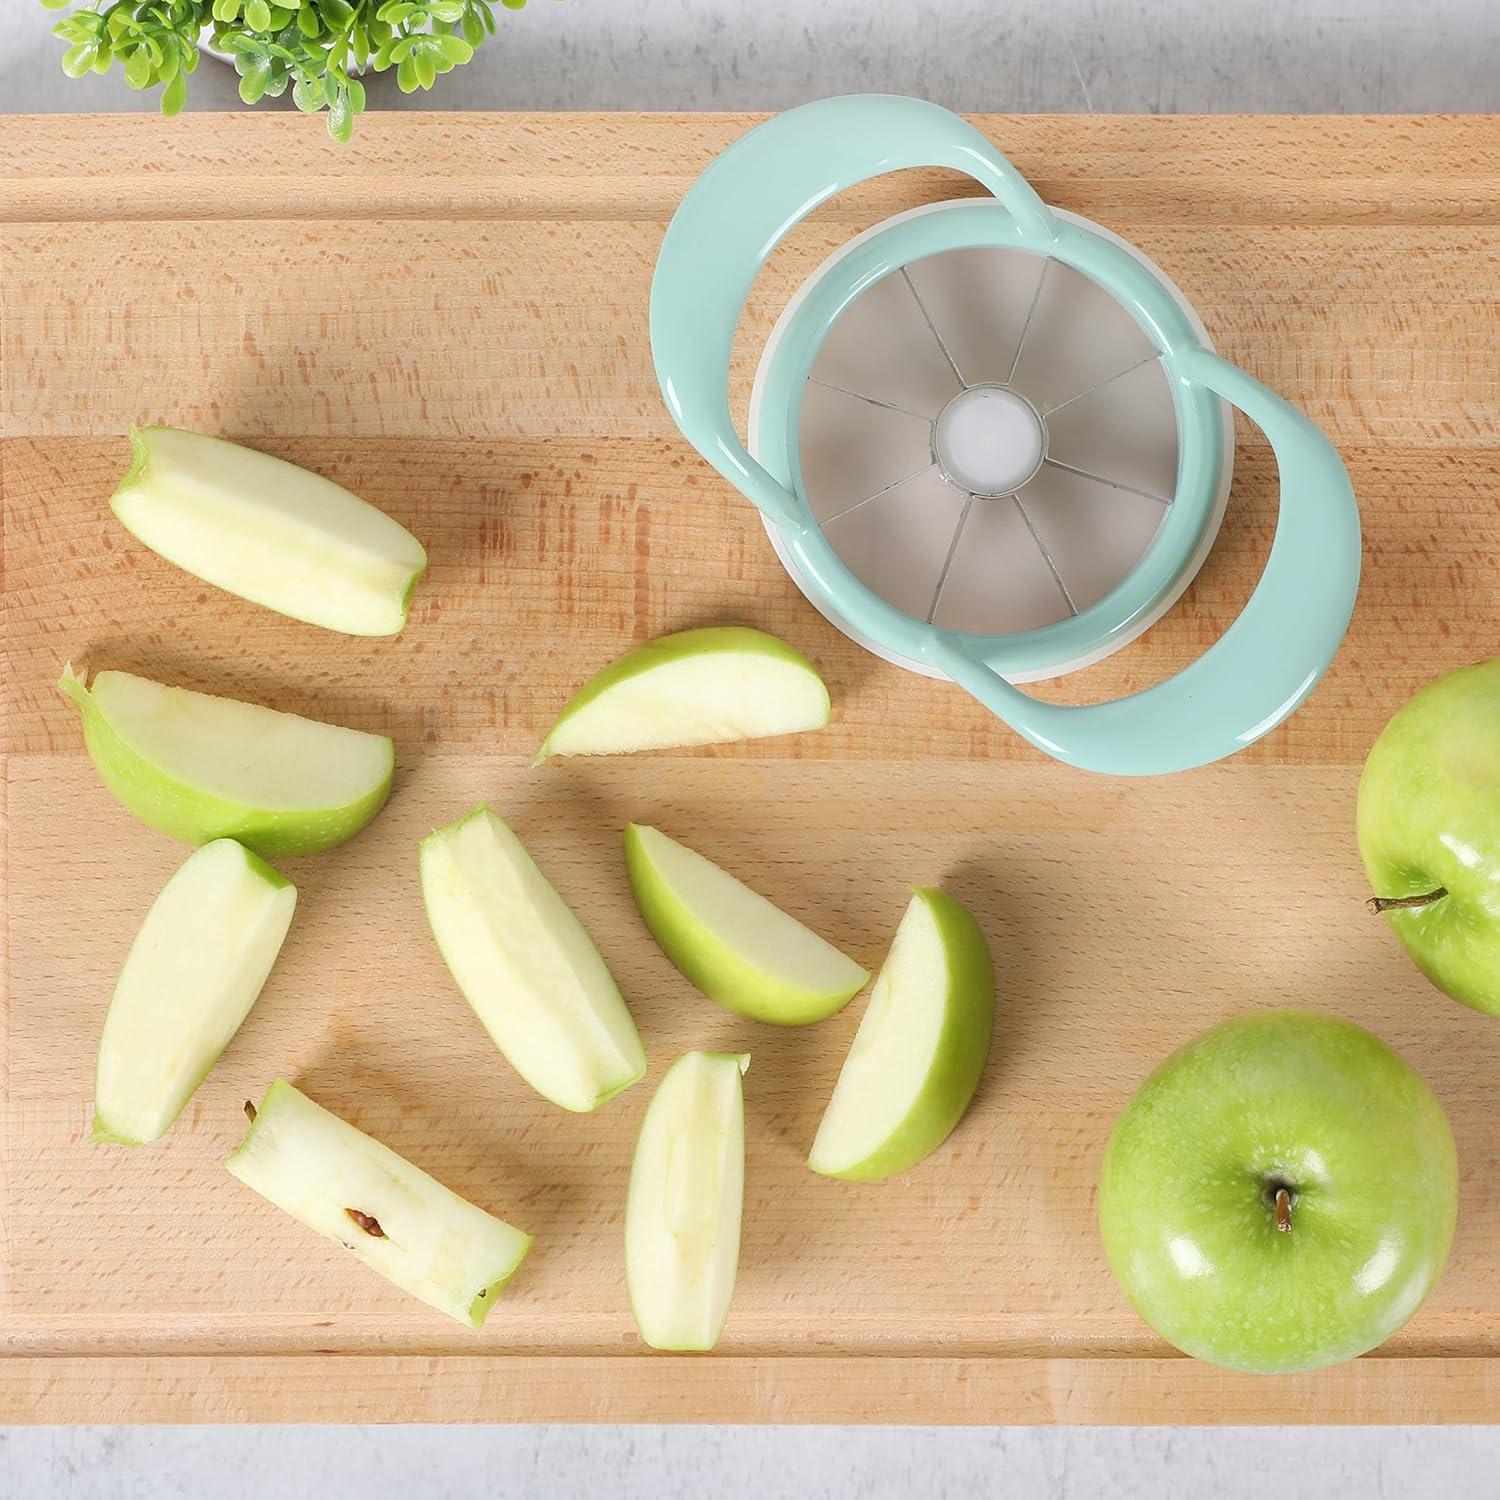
[
  {"x1": 1358, "y1": 658, "x2": 1500, "y2": 1015},
  {"x1": 1098, "y1": 1010, "x2": 1457, "y2": 1374}
]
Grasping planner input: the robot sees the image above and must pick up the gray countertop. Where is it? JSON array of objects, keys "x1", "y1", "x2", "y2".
[
  {"x1": 5, "y1": 1425, "x2": 1500, "y2": 1497},
  {"x1": 5, "y1": 0, "x2": 1499, "y2": 1492}
]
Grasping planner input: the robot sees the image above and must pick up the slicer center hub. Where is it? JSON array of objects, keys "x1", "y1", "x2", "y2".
[{"x1": 933, "y1": 383, "x2": 1047, "y2": 498}]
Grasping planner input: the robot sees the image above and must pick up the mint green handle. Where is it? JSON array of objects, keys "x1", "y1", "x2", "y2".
[
  {"x1": 649, "y1": 94, "x2": 1055, "y2": 531},
  {"x1": 926, "y1": 347, "x2": 1361, "y2": 774}
]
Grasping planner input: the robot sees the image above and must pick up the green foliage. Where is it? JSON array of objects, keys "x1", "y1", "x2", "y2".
[{"x1": 45, "y1": 0, "x2": 539, "y2": 140}]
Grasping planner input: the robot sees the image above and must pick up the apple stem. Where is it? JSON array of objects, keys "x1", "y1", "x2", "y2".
[
  {"x1": 243, "y1": 1099, "x2": 258, "y2": 1124},
  {"x1": 1274, "y1": 1187, "x2": 1292, "y2": 1234},
  {"x1": 1367, "y1": 887, "x2": 1447, "y2": 915}
]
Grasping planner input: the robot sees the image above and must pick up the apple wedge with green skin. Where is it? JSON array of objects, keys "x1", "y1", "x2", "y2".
[
  {"x1": 94, "y1": 839, "x2": 296, "y2": 1146},
  {"x1": 58, "y1": 665, "x2": 394, "y2": 859},
  {"x1": 626, "y1": 1051, "x2": 749, "y2": 1352},
  {"x1": 1358, "y1": 658, "x2": 1500, "y2": 1015},
  {"x1": 534, "y1": 626, "x2": 830, "y2": 761},
  {"x1": 624, "y1": 822, "x2": 868, "y2": 1024},
  {"x1": 421, "y1": 804, "x2": 646, "y2": 1112},
  {"x1": 808, "y1": 888, "x2": 994, "y2": 1182},
  {"x1": 1098, "y1": 1010, "x2": 1458, "y2": 1374},
  {"x1": 228, "y1": 1080, "x2": 532, "y2": 1329},
  {"x1": 111, "y1": 426, "x2": 427, "y2": 636}
]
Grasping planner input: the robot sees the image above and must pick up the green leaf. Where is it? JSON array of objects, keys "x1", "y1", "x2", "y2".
[
  {"x1": 376, "y1": 0, "x2": 415, "y2": 20},
  {"x1": 157, "y1": 43, "x2": 180, "y2": 82},
  {"x1": 92, "y1": 47, "x2": 113, "y2": 72},
  {"x1": 316, "y1": 0, "x2": 354, "y2": 25},
  {"x1": 413, "y1": 48, "x2": 435, "y2": 88},
  {"x1": 60, "y1": 42, "x2": 98, "y2": 78},
  {"x1": 292, "y1": 72, "x2": 325, "y2": 110},
  {"x1": 212, "y1": 0, "x2": 241, "y2": 22},
  {"x1": 265, "y1": 4, "x2": 293, "y2": 26},
  {"x1": 428, "y1": 0, "x2": 464, "y2": 19},
  {"x1": 395, "y1": 52, "x2": 417, "y2": 91},
  {"x1": 346, "y1": 75, "x2": 365, "y2": 110},
  {"x1": 460, "y1": 10, "x2": 481, "y2": 45},
  {"x1": 327, "y1": 90, "x2": 353, "y2": 142},
  {"x1": 296, "y1": 3, "x2": 321, "y2": 35},
  {"x1": 434, "y1": 32, "x2": 471, "y2": 63},
  {"x1": 239, "y1": 57, "x2": 271, "y2": 101},
  {"x1": 350, "y1": 24, "x2": 369, "y2": 64},
  {"x1": 244, "y1": 0, "x2": 271, "y2": 29},
  {"x1": 389, "y1": 35, "x2": 414, "y2": 59},
  {"x1": 39, "y1": 0, "x2": 72, "y2": 10},
  {"x1": 123, "y1": 46, "x2": 153, "y2": 88},
  {"x1": 500, "y1": 0, "x2": 525, "y2": 9},
  {"x1": 478, "y1": 3, "x2": 496, "y2": 34},
  {"x1": 160, "y1": 68, "x2": 187, "y2": 116},
  {"x1": 372, "y1": 38, "x2": 396, "y2": 67}
]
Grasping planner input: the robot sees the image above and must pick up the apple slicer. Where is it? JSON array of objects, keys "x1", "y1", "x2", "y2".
[{"x1": 649, "y1": 95, "x2": 1361, "y2": 775}]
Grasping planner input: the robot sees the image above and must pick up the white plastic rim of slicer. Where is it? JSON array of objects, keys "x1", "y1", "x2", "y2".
[{"x1": 747, "y1": 200, "x2": 1236, "y2": 683}]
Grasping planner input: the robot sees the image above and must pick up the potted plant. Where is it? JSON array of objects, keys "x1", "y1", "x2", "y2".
[{"x1": 42, "y1": 0, "x2": 534, "y2": 140}]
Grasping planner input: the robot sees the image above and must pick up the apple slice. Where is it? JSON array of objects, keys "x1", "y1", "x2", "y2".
[
  {"x1": 94, "y1": 839, "x2": 296, "y2": 1146},
  {"x1": 227, "y1": 1080, "x2": 532, "y2": 1328},
  {"x1": 534, "y1": 626, "x2": 829, "y2": 761},
  {"x1": 420, "y1": 804, "x2": 646, "y2": 1112},
  {"x1": 58, "y1": 665, "x2": 394, "y2": 858},
  {"x1": 625, "y1": 1051, "x2": 749, "y2": 1352},
  {"x1": 111, "y1": 426, "x2": 427, "y2": 636},
  {"x1": 624, "y1": 823, "x2": 868, "y2": 1024},
  {"x1": 808, "y1": 888, "x2": 994, "y2": 1182}
]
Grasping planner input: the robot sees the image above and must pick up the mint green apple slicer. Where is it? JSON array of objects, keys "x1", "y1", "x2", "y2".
[{"x1": 649, "y1": 95, "x2": 1361, "y2": 775}]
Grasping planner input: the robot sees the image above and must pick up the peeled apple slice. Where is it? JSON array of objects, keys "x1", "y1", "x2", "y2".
[
  {"x1": 58, "y1": 665, "x2": 394, "y2": 858},
  {"x1": 534, "y1": 626, "x2": 830, "y2": 761},
  {"x1": 625, "y1": 1051, "x2": 748, "y2": 1352},
  {"x1": 808, "y1": 888, "x2": 994, "y2": 1182},
  {"x1": 624, "y1": 823, "x2": 868, "y2": 1024},
  {"x1": 227, "y1": 1080, "x2": 532, "y2": 1328},
  {"x1": 111, "y1": 426, "x2": 427, "y2": 636},
  {"x1": 94, "y1": 839, "x2": 296, "y2": 1146},
  {"x1": 420, "y1": 804, "x2": 647, "y2": 1112}
]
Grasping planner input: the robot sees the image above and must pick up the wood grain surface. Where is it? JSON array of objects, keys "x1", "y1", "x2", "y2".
[{"x1": 3, "y1": 112, "x2": 1499, "y2": 1425}]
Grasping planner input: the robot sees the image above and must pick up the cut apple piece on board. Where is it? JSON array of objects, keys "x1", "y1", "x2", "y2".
[
  {"x1": 534, "y1": 626, "x2": 830, "y2": 761},
  {"x1": 227, "y1": 1080, "x2": 532, "y2": 1328},
  {"x1": 420, "y1": 804, "x2": 647, "y2": 1112},
  {"x1": 624, "y1": 823, "x2": 868, "y2": 1024},
  {"x1": 111, "y1": 426, "x2": 427, "y2": 636},
  {"x1": 58, "y1": 665, "x2": 394, "y2": 858},
  {"x1": 94, "y1": 838, "x2": 296, "y2": 1146},
  {"x1": 626, "y1": 1051, "x2": 748, "y2": 1352},
  {"x1": 808, "y1": 888, "x2": 994, "y2": 1182}
]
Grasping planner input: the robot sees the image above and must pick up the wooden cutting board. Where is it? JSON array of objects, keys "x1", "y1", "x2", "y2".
[{"x1": 3, "y1": 112, "x2": 1499, "y2": 1425}]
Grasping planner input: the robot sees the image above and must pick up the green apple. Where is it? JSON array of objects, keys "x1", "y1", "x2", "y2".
[
  {"x1": 94, "y1": 838, "x2": 296, "y2": 1146},
  {"x1": 625, "y1": 1051, "x2": 748, "y2": 1352},
  {"x1": 420, "y1": 804, "x2": 646, "y2": 1112},
  {"x1": 808, "y1": 888, "x2": 994, "y2": 1181},
  {"x1": 1358, "y1": 658, "x2": 1500, "y2": 1015},
  {"x1": 58, "y1": 665, "x2": 394, "y2": 858},
  {"x1": 1098, "y1": 1009, "x2": 1458, "y2": 1375},
  {"x1": 228, "y1": 1080, "x2": 532, "y2": 1328},
  {"x1": 111, "y1": 426, "x2": 426, "y2": 636},
  {"x1": 623, "y1": 823, "x2": 868, "y2": 1025},
  {"x1": 534, "y1": 626, "x2": 829, "y2": 761}
]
